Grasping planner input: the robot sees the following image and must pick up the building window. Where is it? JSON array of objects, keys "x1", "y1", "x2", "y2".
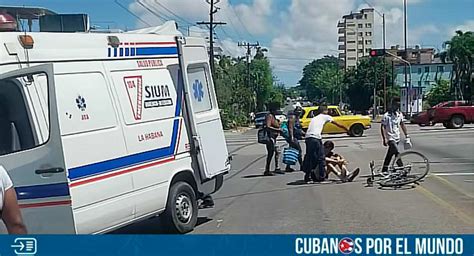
[
  {"x1": 365, "y1": 40, "x2": 372, "y2": 45},
  {"x1": 358, "y1": 41, "x2": 363, "y2": 45},
  {"x1": 418, "y1": 68, "x2": 422, "y2": 74},
  {"x1": 366, "y1": 23, "x2": 372, "y2": 28},
  {"x1": 347, "y1": 40, "x2": 356, "y2": 44},
  {"x1": 348, "y1": 49, "x2": 356, "y2": 52},
  {"x1": 365, "y1": 32, "x2": 372, "y2": 36},
  {"x1": 348, "y1": 57, "x2": 356, "y2": 60},
  {"x1": 425, "y1": 66, "x2": 430, "y2": 72},
  {"x1": 358, "y1": 32, "x2": 363, "y2": 37},
  {"x1": 358, "y1": 24, "x2": 363, "y2": 28},
  {"x1": 364, "y1": 14, "x2": 368, "y2": 19},
  {"x1": 347, "y1": 23, "x2": 355, "y2": 27},
  {"x1": 437, "y1": 66, "x2": 444, "y2": 72},
  {"x1": 358, "y1": 49, "x2": 364, "y2": 53},
  {"x1": 347, "y1": 32, "x2": 356, "y2": 36},
  {"x1": 366, "y1": 49, "x2": 371, "y2": 53}
]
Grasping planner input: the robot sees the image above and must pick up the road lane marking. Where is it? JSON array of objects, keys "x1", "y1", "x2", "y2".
[
  {"x1": 432, "y1": 172, "x2": 474, "y2": 176},
  {"x1": 428, "y1": 174, "x2": 474, "y2": 199},
  {"x1": 416, "y1": 186, "x2": 474, "y2": 226}
]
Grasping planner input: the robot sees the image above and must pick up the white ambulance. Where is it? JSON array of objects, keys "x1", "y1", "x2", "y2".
[{"x1": 0, "y1": 12, "x2": 230, "y2": 234}]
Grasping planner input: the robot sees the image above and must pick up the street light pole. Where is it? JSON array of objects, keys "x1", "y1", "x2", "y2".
[
  {"x1": 382, "y1": 13, "x2": 387, "y2": 112},
  {"x1": 403, "y1": 0, "x2": 410, "y2": 116}
]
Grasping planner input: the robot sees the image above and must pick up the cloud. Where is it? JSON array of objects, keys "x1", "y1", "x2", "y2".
[
  {"x1": 369, "y1": 0, "x2": 423, "y2": 7},
  {"x1": 231, "y1": 0, "x2": 273, "y2": 35},
  {"x1": 451, "y1": 20, "x2": 474, "y2": 34},
  {"x1": 128, "y1": 0, "x2": 273, "y2": 36},
  {"x1": 266, "y1": 0, "x2": 355, "y2": 83}
]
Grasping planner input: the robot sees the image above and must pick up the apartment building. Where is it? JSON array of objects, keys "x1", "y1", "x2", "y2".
[{"x1": 338, "y1": 8, "x2": 375, "y2": 69}]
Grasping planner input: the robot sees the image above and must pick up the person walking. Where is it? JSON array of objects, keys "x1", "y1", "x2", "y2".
[
  {"x1": 284, "y1": 106, "x2": 304, "y2": 172},
  {"x1": 381, "y1": 97, "x2": 410, "y2": 173},
  {"x1": 302, "y1": 105, "x2": 348, "y2": 183},
  {"x1": 264, "y1": 103, "x2": 283, "y2": 176}
]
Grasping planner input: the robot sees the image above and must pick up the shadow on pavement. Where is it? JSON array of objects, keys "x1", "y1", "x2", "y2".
[
  {"x1": 287, "y1": 179, "x2": 343, "y2": 186},
  {"x1": 376, "y1": 184, "x2": 416, "y2": 191},
  {"x1": 242, "y1": 174, "x2": 269, "y2": 179}
]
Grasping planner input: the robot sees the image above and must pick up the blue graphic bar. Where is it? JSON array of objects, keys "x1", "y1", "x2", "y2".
[{"x1": 0, "y1": 235, "x2": 472, "y2": 256}]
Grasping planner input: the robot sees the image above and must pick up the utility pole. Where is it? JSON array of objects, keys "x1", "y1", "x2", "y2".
[
  {"x1": 403, "y1": 0, "x2": 409, "y2": 116},
  {"x1": 373, "y1": 59, "x2": 377, "y2": 120},
  {"x1": 197, "y1": 0, "x2": 226, "y2": 75},
  {"x1": 382, "y1": 13, "x2": 387, "y2": 112},
  {"x1": 238, "y1": 41, "x2": 260, "y2": 111}
]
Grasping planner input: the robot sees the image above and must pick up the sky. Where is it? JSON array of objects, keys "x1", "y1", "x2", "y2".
[{"x1": 4, "y1": 0, "x2": 474, "y2": 86}]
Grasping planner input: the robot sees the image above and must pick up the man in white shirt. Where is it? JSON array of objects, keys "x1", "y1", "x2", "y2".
[
  {"x1": 381, "y1": 98, "x2": 410, "y2": 172},
  {"x1": 302, "y1": 105, "x2": 348, "y2": 183}
]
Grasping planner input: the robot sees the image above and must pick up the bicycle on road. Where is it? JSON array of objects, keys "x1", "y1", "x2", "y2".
[{"x1": 366, "y1": 151, "x2": 430, "y2": 187}]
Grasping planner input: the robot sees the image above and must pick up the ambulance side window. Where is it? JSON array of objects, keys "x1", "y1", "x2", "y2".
[
  {"x1": 0, "y1": 73, "x2": 49, "y2": 156},
  {"x1": 187, "y1": 67, "x2": 212, "y2": 113}
]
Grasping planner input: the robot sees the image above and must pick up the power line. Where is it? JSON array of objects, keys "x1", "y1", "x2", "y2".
[
  {"x1": 136, "y1": 0, "x2": 167, "y2": 23},
  {"x1": 221, "y1": 4, "x2": 244, "y2": 40},
  {"x1": 228, "y1": 0, "x2": 256, "y2": 40},
  {"x1": 153, "y1": 0, "x2": 195, "y2": 26},
  {"x1": 197, "y1": 0, "x2": 227, "y2": 75},
  {"x1": 114, "y1": 0, "x2": 151, "y2": 27}
]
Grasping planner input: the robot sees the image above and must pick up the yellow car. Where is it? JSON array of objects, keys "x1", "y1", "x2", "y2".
[{"x1": 300, "y1": 106, "x2": 371, "y2": 137}]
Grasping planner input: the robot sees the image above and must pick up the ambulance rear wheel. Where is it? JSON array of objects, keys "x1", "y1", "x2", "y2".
[{"x1": 163, "y1": 181, "x2": 198, "y2": 233}]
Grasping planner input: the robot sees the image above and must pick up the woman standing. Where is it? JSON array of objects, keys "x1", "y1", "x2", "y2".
[{"x1": 264, "y1": 103, "x2": 283, "y2": 176}]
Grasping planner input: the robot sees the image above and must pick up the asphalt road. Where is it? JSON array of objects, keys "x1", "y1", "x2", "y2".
[{"x1": 116, "y1": 123, "x2": 474, "y2": 234}]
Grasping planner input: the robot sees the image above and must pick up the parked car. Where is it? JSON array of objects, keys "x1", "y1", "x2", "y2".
[
  {"x1": 300, "y1": 106, "x2": 372, "y2": 137},
  {"x1": 420, "y1": 101, "x2": 474, "y2": 129},
  {"x1": 411, "y1": 111, "x2": 434, "y2": 126}
]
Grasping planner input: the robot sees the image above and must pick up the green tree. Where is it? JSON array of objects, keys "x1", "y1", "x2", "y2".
[
  {"x1": 343, "y1": 58, "x2": 395, "y2": 112},
  {"x1": 440, "y1": 30, "x2": 474, "y2": 100},
  {"x1": 425, "y1": 80, "x2": 453, "y2": 107},
  {"x1": 251, "y1": 58, "x2": 274, "y2": 111},
  {"x1": 299, "y1": 56, "x2": 342, "y2": 103}
]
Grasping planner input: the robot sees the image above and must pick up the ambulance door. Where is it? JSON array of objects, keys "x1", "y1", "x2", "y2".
[
  {"x1": 177, "y1": 37, "x2": 230, "y2": 180},
  {"x1": 0, "y1": 64, "x2": 76, "y2": 233}
]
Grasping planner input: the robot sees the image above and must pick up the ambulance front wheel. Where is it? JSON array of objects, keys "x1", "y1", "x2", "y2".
[{"x1": 163, "y1": 181, "x2": 198, "y2": 233}]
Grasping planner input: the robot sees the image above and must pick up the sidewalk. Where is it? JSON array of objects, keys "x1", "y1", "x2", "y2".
[{"x1": 224, "y1": 126, "x2": 253, "y2": 134}]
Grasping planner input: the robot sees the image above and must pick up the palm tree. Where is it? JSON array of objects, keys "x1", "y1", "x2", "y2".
[
  {"x1": 440, "y1": 30, "x2": 474, "y2": 100},
  {"x1": 254, "y1": 46, "x2": 268, "y2": 60}
]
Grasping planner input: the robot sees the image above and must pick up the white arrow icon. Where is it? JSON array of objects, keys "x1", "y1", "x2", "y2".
[
  {"x1": 11, "y1": 241, "x2": 25, "y2": 251},
  {"x1": 11, "y1": 238, "x2": 37, "y2": 255}
]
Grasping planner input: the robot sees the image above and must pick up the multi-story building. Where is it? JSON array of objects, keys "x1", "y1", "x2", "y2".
[
  {"x1": 386, "y1": 45, "x2": 435, "y2": 65},
  {"x1": 395, "y1": 62, "x2": 453, "y2": 114},
  {"x1": 338, "y1": 8, "x2": 375, "y2": 70}
]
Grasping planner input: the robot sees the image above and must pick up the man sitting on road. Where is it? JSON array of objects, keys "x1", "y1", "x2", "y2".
[
  {"x1": 323, "y1": 141, "x2": 360, "y2": 182},
  {"x1": 302, "y1": 105, "x2": 349, "y2": 183}
]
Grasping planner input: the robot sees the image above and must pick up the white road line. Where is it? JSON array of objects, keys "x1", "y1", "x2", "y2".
[{"x1": 432, "y1": 172, "x2": 474, "y2": 176}]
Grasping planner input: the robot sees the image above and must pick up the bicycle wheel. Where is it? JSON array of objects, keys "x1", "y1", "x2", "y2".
[{"x1": 379, "y1": 151, "x2": 430, "y2": 187}]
